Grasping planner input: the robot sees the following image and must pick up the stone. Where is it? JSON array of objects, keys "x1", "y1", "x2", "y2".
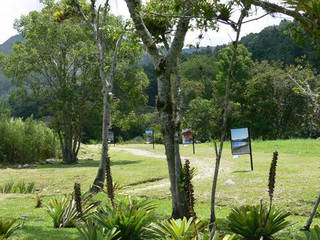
[
  {"x1": 224, "y1": 179, "x2": 235, "y2": 186},
  {"x1": 45, "y1": 158, "x2": 56, "y2": 164},
  {"x1": 23, "y1": 164, "x2": 30, "y2": 168},
  {"x1": 90, "y1": 153, "x2": 97, "y2": 157},
  {"x1": 18, "y1": 165, "x2": 22, "y2": 169}
]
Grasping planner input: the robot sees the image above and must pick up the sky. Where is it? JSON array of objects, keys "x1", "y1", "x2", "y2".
[{"x1": 0, "y1": 0, "x2": 289, "y2": 46}]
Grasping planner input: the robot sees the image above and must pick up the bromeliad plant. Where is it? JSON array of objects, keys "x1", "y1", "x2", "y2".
[
  {"x1": 151, "y1": 217, "x2": 207, "y2": 240},
  {"x1": 0, "y1": 218, "x2": 21, "y2": 240},
  {"x1": 227, "y1": 204, "x2": 290, "y2": 240},
  {"x1": 296, "y1": 226, "x2": 320, "y2": 240},
  {"x1": 76, "y1": 217, "x2": 119, "y2": 240},
  {"x1": 46, "y1": 183, "x2": 100, "y2": 228},
  {"x1": 227, "y1": 151, "x2": 290, "y2": 239},
  {"x1": 94, "y1": 196, "x2": 156, "y2": 240}
]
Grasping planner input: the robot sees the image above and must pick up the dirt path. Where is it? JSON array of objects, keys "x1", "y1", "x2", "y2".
[{"x1": 111, "y1": 146, "x2": 216, "y2": 194}]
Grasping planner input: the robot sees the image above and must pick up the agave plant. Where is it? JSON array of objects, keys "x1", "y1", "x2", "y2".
[
  {"x1": 227, "y1": 204, "x2": 290, "y2": 240},
  {"x1": 46, "y1": 193, "x2": 99, "y2": 228},
  {"x1": 0, "y1": 218, "x2": 21, "y2": 240},
  {"x1": 296, "y1": 226, "x2": 320, "y2": 240},
  {"x1": 76, "y1": 218, "x2": 119, "y2": 240},
  {"x1": 94, "y1": 196, "x2": 156, "y2": 240},
  {"x1": 151, "y1": 217, "x2": 207, "y2": 240}
]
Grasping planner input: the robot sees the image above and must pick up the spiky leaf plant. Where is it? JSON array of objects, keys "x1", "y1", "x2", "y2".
[
  {"x1": 94, "y1": 196, "x2": 156, "y2": 240},
  {"x1": 76, "y1": 218, "x2": 118, "y2": 240},
  {"x1": 151, "y1": 217, "x2": 207, "y2": 240},
  {"x1": 296, "y1": 225, "x2": 320, "y2": 240},
  {"x1": 227, "y1": 204, "x2": 290, "y2": 240},
  {"x1": 46, "y1": 193, "x2": 99, "y2": 228},
  {"x1": 0, "y1": 218, "x2": 21, "y2": 240}
]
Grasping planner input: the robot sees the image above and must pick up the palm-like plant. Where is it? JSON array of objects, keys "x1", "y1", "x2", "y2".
[
  {"x1": 94, "y1": 196, "x2": 156, "y2": 240},
  {"x1": 227, "y1": 204, "x2": 290, "y2": 240},
  {"x1": 0, "y1": 218, "x2": 21, "y2": 240},
  {"x1": 151, "y1": 217, "x2": 207, "y2": 240}
]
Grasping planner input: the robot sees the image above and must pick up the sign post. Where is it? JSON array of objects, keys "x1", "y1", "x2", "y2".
[
  {"x1": 145, "y1": 130, "x2": 154, "y2": 149},
  {"x1": 192, "y1": 137, "x2": 195, "y2": 155},
  {"x1": 152, "y1": 130, "x2": 155, "y2": 150},
  {"x1": 107, "y1": 130, "x2": 114, "y2": 146},
  {"x1": 230, "y1": 128, "x2": 253, "y2": 171},
  {"x1": 182, "y1": 129, "x2": 195, "y2": 154}
]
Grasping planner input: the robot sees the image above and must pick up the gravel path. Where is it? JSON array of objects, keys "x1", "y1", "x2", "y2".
[{"x1": 111, "y1": 146, "x2": 216, "y2": 194}]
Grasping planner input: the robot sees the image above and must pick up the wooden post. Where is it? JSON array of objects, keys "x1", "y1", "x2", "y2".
[
  {"x1": 248, "y1": 128, "x2": 253, "y2": 171},
  {"x1": 152, "y1": 130, "x2": 155, "y2": 150},
  {"x1": 192, "y1": 137, "x2": 195, "y2": 154}
]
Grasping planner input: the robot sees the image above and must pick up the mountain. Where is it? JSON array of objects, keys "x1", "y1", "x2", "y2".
[
  {"x1": 240, "y1": 20, "x2": 319, "y2": 66},
  {"x1": 0, "y1": 35, "x2": 24, "y2": 98}
]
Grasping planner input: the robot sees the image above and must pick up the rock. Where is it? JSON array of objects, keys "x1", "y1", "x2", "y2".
[
  {"x1": 224, "y1": 179, "x2": 235, "y2": 186},
  {"x1": 90, "y1": 153, "x2": 97, "y2": 157},
  {"x1": 45, "y1": 158, "x2": 56, "y2": 164},
  {"x1": 18, "y1": 165, "x2": 22, "y2": 169},
  {"x1": 23, "y1": 164, "x2": 30, "y2": 168}
]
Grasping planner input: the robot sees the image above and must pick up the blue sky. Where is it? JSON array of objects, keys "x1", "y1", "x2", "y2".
[{"x1": 0, "y1": 0, "x2": 289, "y2": 45}]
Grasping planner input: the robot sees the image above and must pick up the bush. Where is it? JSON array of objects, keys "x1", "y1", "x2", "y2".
[{"x1": 0, "y1": 116, "x2": 59, "y2": 164}]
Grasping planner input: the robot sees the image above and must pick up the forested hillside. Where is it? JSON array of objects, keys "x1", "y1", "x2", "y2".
[
  {"x1": 0, "y1": 35, "x2": 24, "y2": 98},
  {"x1": 1, "y1": 20, "x2": 319, "y2": 141}
]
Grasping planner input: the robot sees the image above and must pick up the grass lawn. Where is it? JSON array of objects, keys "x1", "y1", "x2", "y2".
[{"x1": 0, "y1": 139, "x2": 319, "y2": 239}]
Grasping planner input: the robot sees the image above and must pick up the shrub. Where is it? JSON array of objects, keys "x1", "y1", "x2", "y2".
[
  {"x1": 0, "y1": 218, "x2": 21, "y2": 240},
  {"x1": 227, "y1": 204, "x2": 290, "y2": 240},
  {"x1": 94, "y1": 196, "x2": 156, "y2": 240},
  {"x1": 0, "y1": 116, "x2": 59, "y2": 165}
]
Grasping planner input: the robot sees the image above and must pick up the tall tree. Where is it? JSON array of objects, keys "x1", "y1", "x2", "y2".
[
  {"x1": 69, "y1": 0, "x2": 144, "y2": 199},
  {"x1": 0, "y1": 0, "x2": 98, "y2": 164},
  {"x1": 125, "y1": 0, "x2": 194, "y2": 218}
]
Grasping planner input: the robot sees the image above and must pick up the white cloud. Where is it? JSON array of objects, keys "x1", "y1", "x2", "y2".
[{"x1": 0, "y1": 0, "x2": 45, "y2": 43}]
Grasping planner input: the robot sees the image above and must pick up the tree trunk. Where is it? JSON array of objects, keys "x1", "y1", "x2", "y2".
[
  {"x1": 157, "y1": 67, "x2": 189, "y2": 219},
  {"x1": 303, "y1": 191, "x2": 320, "y2": 231},
  {"x1": 209, "y1": 9, "x2": 247, "y2": 230},
  {"x1": 91, "y1": 92, "x2": 113, "y2": 194},
  {"x1": 125, "y1": 0, "x2": 192, "y2": 219},
  {"x1": 58, "y1": 131, "x2": 79, "y2": 164}
]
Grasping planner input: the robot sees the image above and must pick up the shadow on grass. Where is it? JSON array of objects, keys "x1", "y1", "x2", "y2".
[
  {"x1": 18, "y1": 225, "x2": 80, "y2": 240},
  {"x1": 38, "y1": 160, "x2": 142, "y2": 169},
  {"x1": 0, "y1": 160, "x2": 143, "y2": 170},
  {"x1": 232, "y1": 170, "x2": 251, "y2": 173}
]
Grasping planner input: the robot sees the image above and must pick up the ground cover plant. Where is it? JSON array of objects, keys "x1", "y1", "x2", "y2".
[
  {"x1": 0, "y1": 140, "x2": 319, "y2": 239},
  {"x1": 0, "y1": 181, "x2": 35, "y2": 194}
]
